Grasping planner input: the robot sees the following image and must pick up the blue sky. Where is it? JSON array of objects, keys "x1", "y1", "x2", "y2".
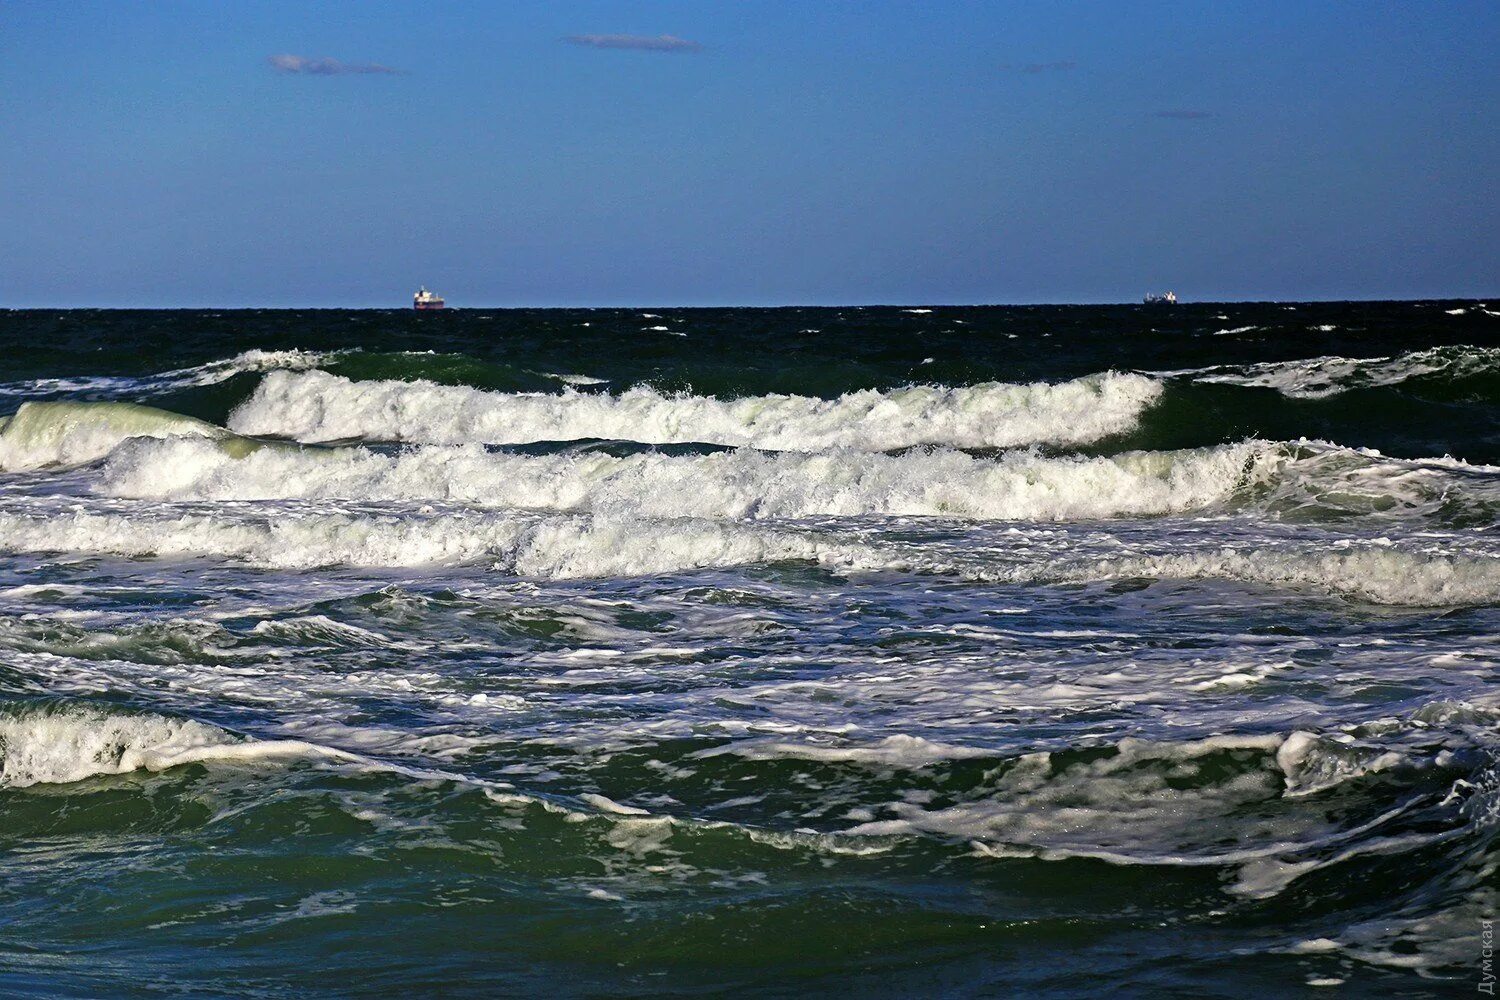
[{"x1": 2, "y1": 1, "x2": 1496, "y2": 306}]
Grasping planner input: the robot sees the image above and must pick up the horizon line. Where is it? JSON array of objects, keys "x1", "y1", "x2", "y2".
[{"x1": 4, "y1": 294, "x2": 1496, "y2": 311}]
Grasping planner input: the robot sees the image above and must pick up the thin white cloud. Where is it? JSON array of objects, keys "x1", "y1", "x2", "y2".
[
  {"x1": 565, "y1": 34, "x2": 702, "y2": 53},
  {"x1": 1000, "y1": 61, "x2": 1076, "y2": 74},
  {"x1": 268, "y1": 54, "x2": 400, "y2": 76}
]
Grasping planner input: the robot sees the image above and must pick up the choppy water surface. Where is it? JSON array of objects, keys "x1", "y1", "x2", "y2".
[{"x1": 0, "y1": 302, "x2": 1497, "y2": 996}]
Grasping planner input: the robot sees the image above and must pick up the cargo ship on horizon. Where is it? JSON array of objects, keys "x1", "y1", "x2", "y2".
[{"x1": 413, "y1": 286, "x2": 445, "y2": 310}]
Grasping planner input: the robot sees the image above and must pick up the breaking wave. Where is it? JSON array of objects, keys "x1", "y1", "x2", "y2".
[
  {"x1": 226, "y1": 369, "x2": 1164, "y2": 451},
  {"x1": 149, "y1": 348, "x2": 335, "y2": 390},
  {"x1": 0, "y1": 699, "x2": 340, "y2": 788},
  {"x1": 99, "y1": 436, "x2": 1276, "y2": 520},
  {"x1": 0, "y1": 400, "x2": 232, "y2": 471},
  {"x1": 95, "y1": 435, "x2": 1500, "y2": 526}
]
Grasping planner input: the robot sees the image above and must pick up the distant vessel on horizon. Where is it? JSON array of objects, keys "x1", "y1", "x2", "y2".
[
  {"x1": 413, "y1": 286, "x2": 446, "y2": 310},
  {"x1": 1143, "y1": 291, "x2": 1178, "y2": 305}
]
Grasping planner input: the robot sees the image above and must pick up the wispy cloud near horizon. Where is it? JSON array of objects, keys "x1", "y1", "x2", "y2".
[
  {"x1": 1154, "y1": 109, "x2": 1214, "y2": 120},
  {"x1": 267, "y1": 54, "x2": 400, "y2": 76},
  {"x1": 1000, "y1": 61, "x2": 1076, "y2": 74},
  {"x1": 565, "y1": 34, "x2": 702, "y2": 53}
]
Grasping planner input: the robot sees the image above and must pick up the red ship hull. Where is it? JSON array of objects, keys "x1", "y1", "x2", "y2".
[{"x1": 413, "y1": 301, "x2": 445, "y2": 310}]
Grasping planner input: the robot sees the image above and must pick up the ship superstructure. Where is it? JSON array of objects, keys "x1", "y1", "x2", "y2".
[
  {"x1": 1143, "y1": 291, "x2": 1178, "y2": 305},
  {"x1": 413, "y1": 286, "x2": 446, "y2": 310}
]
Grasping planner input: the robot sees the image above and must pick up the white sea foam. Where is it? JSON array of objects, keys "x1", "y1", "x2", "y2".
[
  {"x1": 843, "y1": 728, "x2": 1467, "y2": 901},
  {"x1": 0, "y1": 498, "x2": 1495, "y2": 604},
  {"x1": 545, "y1": 373, "x2": 609, "y2": 387},
  {"x1": 97, "y1": 436, "x2": 1282, "y2": 521},
  {"x1": 226, "y1": 369, "x2": 1164, "y2": 451},
  {"x1": 98, "y1": 435, "x2": 1500, "y2": 525},
  {"x1": 0, "y1": 701, "x2": 340, "y2": 787},
  {"x1": 1275, "y1": 730, "x2": 1407, "y2": 796},
  {"x1": 1172, "y1": 345, "x2": 1500, "y2": 398},
  {"x1": 845, "y1": 734, "x2": 1317, "y2": 860},
  {"x1": 0, "y1": 506, "x2": 845, "y2": 577},
  {"x1": 967, "y1": 546, "x2": 1500, "y2": 607}
]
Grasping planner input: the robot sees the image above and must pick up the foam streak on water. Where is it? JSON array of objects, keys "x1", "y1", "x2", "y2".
[{"x1": 0, "y1": 303, "x2": 1497, "y2": 997}]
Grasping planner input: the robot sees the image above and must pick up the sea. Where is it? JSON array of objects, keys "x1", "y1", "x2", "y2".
[{"x1": 0, "y1": 301, "x2": 1497, "y2": 997}]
